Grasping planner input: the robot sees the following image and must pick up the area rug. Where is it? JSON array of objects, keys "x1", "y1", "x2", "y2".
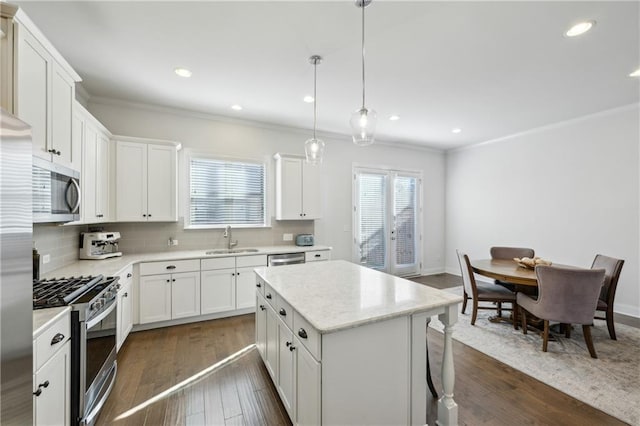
[{"x1": 429, "y1": 286, "x2": 640, "y2": 425}]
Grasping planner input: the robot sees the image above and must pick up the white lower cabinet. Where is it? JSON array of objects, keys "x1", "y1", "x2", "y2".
[
  {"x1": 256, "y1": 277, "x2": 321, "y2": 425},
  {"x1": 278, "y1": 321, "x2": 296, "y2": 419},
  {"x1": 33, "y1": 310, "x2": 71, "y2": 426},
  {"x1": 33, "y1": 341, "x2": 70, "y2": 426},
  {"x1": 201, "y1": 268, "x2": 236, "y2": 314},
  {"x1": 171, "y1": 271, "x2": 200, "y2": 319},
  {"x1": 139, "y1": 260, "x2": 201, "y2": 324},
  {"x1": 295, "y1": 338, "x2": 321, "y2": 426},
  {"x1": 139, "y1": 274, "x2": 172, "y2": 324},
  {"x1": 236, "y1": 266, "x2": 258, "y2": 309},
  {"x1": 116, "y1": 266, "x2": 134, "y2": 351}
]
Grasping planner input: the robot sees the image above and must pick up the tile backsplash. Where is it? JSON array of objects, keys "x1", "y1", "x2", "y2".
[{"x1": 33, "y1": 218, "x2": 313, "y2": 274}]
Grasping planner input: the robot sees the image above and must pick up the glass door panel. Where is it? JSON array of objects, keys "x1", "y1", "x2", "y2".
[{"x1": 355, "y1": 172, "x2": 388, "y2": 270}]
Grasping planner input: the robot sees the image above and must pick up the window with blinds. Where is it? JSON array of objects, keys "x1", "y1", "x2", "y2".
[{"x1": 189, "y1": 157, "x2": 266, "y2": 227}]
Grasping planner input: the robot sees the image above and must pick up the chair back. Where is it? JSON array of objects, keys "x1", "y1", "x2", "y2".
[
  {"x1": 535, "y1": 266, "x2": 605, "y2": 325},
  {"x1": 491, "y1": 246, "x2": 535, "y2": 260},
  {"x1": 591, "y1": 254, "x2": 624, "y2": 308},
  {"x1": 456, "y1": 250, "x2": 476, "y2": 297}
]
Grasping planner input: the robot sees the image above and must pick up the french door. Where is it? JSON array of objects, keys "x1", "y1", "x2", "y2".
[{"x1": 353, "y1": 167, "x2": 422, "y2": 276}]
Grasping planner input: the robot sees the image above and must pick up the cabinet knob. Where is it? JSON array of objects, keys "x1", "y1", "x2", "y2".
[
  {"x1": 303, "y1": 213, "x2": 306, "y2": 216},
  {"x1": 50, "y1": 333, "x2": 65, "y2": 345},
  {"x1": 142, "y1": 214, "x2": 147, "y2": 217},
  {"x1": 124, "y1": 292, "x2": 128, "y2": 297},
  {"x1": 127, "y1": 273, "x2": 132, "y2": 278},
  {"x1": 33, "y1": 389, "x2": 42, "y2": 397},
  {"x1": 256, "y1": 282, "x2": 262, "y2": 288},
  {"x1": 266, "y1": 293, "x2": 272, "y2": 299},
  {"x1": 172, "y1": 279, "x2": 176, "y2": 282},
  {"x1": 56, "y1": 151, "x2": 61, "y2": 156},
  {"x1": 289, "y1": 345, "x2": 296, "y2": 352},
  {"x1": 286, "y1": 341, "x2": 292, "y2": 347},
  {"x1": 259, "y1": 305, "x2": 266, "y2": 311},
  {"x1": 279, "y1": 308, "x2": 287, "y2": 316},
  {"x1": 166, "y1": 279, "x2": 170, "y2": 283},
  {"x1": 148, "y1": 214, "x2": 152, "y2": 217},
  {"x1": 232, "y1": 273, "x2": 236, "y2": 276},
  {"x1": 237, "y1": 272, "x2": 240, "y2": 276},
  {"x1": 298, "y1": 328, "x2": 308, "y2": 339}
]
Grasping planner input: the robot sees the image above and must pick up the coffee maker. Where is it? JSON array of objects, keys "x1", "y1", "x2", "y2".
[{"x1": 79, "y1": 232, "x2": 122, "y2": 260}]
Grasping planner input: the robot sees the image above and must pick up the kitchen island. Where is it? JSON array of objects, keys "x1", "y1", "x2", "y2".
[{"x1": 254, "y1": 260, "x2": 462, "y2": 426}]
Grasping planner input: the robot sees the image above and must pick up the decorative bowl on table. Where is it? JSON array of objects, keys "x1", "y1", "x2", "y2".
[{"x1": 513, "y1": 256, "x2": 552, "y2": 269}]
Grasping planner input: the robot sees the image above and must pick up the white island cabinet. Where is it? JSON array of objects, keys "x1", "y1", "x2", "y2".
[{"x1": 255, "y1": 260, "x2": 462, "y2": 426}]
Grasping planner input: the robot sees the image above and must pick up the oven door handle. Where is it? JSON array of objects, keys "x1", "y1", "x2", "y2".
[
  {"x1": 83, "y1": 362, "x2": 117, "y2": 426},
  {"x1": 85, "y1": 299, "x2": 117, "y2": 330}
]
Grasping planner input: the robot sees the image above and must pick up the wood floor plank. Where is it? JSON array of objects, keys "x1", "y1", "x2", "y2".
[
  {"x1": 203, "y1": 374, "x2": 226, "y2": 426},
  {"x1": 224, "y1": 414, "x2": 245, "y2": 426},
  {"x1": 185, "y1": 411, "x2": 206, "y2": 426}
]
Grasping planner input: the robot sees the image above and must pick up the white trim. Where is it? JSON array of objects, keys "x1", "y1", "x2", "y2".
[
  {"x1": 88, "y1": 96, "x2": 444, "y2": 154},
  {"x1": 449, "y1": 103, "x2": 640, "y2": 154},
  {"x1": 421, "y1": 267, "x2": 446, "y2": 276},
  {"x1": 615, "y1": 303, "x2": 640, "y2": 319},
  {"x1": 111, "y1": 134, "x2": 182, "y2": 150}
]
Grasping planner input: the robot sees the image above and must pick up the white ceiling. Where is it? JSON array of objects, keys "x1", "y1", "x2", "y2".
[{"x1": 15, "y1": 1, "x2": 640, "y2": 150}]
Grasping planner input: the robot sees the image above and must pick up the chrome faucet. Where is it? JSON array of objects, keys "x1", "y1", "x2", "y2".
[{"x1": 223, "y1": 225, "x2": 238, "y2": 250}]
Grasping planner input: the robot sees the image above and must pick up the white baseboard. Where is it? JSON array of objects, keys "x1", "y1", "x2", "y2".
[
  {"x1": 420, "y1": 267, "x2": 446, "y2": 275},
  {"x1": 132, "y1": 307, "x2": 255, "y2": 332}
]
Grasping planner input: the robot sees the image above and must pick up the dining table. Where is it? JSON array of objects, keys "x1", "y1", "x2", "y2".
[{"x1": 470, "y1": 258, "x2": 540, "y2": 286}]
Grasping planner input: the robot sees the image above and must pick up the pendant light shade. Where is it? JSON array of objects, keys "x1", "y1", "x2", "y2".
[
  {"x1": 305, "y1": 55, "x2": 325, "y2": 165},
  {"x1": 351, "y1": 0, "x2": 376, "y2": 146}
]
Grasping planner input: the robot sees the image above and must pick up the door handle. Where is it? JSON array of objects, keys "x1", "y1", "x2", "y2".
[
  {"x1": 51, "y1": 333, "x2": 65, "y2": 345},
  {"x1": 66, "y1": 178, "x2": 81, "y2": 214}
]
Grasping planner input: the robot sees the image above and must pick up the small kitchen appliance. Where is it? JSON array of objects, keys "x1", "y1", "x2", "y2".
[
  {"x1": 79, "y1": 232, "x2": 122, "y2": 260},
  {"x1": 295, "y1": 234, "x2": 314, "y2": 247}
]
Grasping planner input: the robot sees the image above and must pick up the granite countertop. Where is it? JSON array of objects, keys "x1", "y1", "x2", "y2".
[
  {"x1": 33, "y1": 306, "x2": 70, "y2": 339},
  {"x1": 255, "y1": 260, "x2": 463, "y2": 334},
  {"x1": 43, "y1": 245, "x2": 332, "y2": 279}
]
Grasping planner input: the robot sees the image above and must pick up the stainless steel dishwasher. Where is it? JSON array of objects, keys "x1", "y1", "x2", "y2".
[{"x1": 267, "y1": 252, "x2": 305, "y2": 266}]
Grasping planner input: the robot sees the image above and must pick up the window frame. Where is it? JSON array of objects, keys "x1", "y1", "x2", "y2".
[{"x1": 184, "y1": 150, "x2": 270, "y2": 230}]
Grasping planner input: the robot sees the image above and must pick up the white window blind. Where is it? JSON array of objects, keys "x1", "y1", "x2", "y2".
[
  {"x1": 357, "y1": 173, "x2": 387, "y2": 270},
  {"x1": 394, "y1": 176, "x2": 417, "y2": 266},
  {"x1": 190, "y1": 158, "x2": 266, "y2": 226}
]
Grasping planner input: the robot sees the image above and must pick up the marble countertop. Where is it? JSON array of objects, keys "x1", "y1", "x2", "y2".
[
  {"x1": 43, "y1": 245, "x2": 332, "y2": 279},
  {"x1": 255, "y1": 260, "x2": 463, "y2": 334},
  {"x1": 33, "y1": 306, "x2": 70, "y2": 339}
]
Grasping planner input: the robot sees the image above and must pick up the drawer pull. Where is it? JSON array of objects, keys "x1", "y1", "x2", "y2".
[
  {"x1": 298, "y1": 328, "x2": 308, "y2": 339},
  {"x1": 33, "y1": 388, "x2": 42, "y2": 397},
  {"x1": 127, "y1": 273, "x2": 132, "y2": 278},
  {"x1": 315, "y1": 254, "x2": 321, "y2": 258},
  {"x1": 51, "y1": 333, "x2": 65, "y2": 345},
  {"x1": 166, "y1": 265, "x2": 176, "y2": 270},
  {"x1": 266, "y1": 293, "x2": 272, "y2": 299},
  {"x1": 33, "y1": 380, "x2": 50, "y2": 396},
  {"x1": 256, "y1": 282, "x2": 262, "y2": 288},
  {"x1": 279, "y1": 308, "x2": 287, "y2": 317}
]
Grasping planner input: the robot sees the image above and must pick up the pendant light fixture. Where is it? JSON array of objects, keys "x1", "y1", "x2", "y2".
[
  {"x1": 305, "y1": 55, "x2": 325, "y2": 165},
  {"x1": 350, "y1": 0, "x2": 377, "y2": 146}
]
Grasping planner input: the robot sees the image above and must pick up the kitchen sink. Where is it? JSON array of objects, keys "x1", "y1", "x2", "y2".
[{"x1": 206, "y1": 248, "x2": 260, "y2": 255}]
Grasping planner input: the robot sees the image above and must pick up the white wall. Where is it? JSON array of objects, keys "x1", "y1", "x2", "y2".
[
  {"x1": 445, "y1": 105, "x2": 640, "y2": 317},
  {"x1": 88, "y1": 99, "x2": 446, "y2": 273}
]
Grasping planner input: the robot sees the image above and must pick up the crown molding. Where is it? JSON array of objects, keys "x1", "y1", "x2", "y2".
[
  {"x1": 87, "y1": 96, "x2": 444, "y2": 155},
  {"x1": 449, "y1": 103, "x2": 640, "y2": 154}
]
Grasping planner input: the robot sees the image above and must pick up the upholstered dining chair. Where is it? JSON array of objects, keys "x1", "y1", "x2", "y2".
[
  {"x1": 518, "y1": 265, "x2": 605, "y2": 358},
  {"x1": 490, "y1": 246, "x2": 535, "y2": 291},
  {"x1": 591, "y1": 254, "x2": 624, "y2": 340},
  {"x1": 457, "y1": 250, "x2": 518, "y2": 328}
]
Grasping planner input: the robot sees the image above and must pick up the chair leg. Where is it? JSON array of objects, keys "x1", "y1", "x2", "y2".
[
  {"x1": 564, "y1": 324, "x2": 571, "y2": 338},
  {"x1": 461, "y1": 291, "x2": 468, "y2": 314},
  {"x1": 512, "y1": 301, "x2": 518, "y2": 330},
  {"x1": 583, "y1": 325, "x2": 598, "y2": 358},
  {"x1": 497, "y1": 302, "x2": 502, "y2": 317},
  {"x1": 606, "y1": 309, "x2": 617, "y2": 340},
  {"x1": 471, "y1": 299, "x2": 478, "y2": 326},
  {"x1": 542, "y1": 320, "x2": 549, "y2": 352},
  {"x1": 520, "y1": 306, "x2": 528, "y2": 334}
]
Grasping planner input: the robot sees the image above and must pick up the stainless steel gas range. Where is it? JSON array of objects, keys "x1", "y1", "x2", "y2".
[{"x1": 33, "y1": 275, "x2": 120, "y2": 426}]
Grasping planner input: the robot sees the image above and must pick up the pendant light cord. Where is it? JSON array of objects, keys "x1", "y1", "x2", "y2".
[
  {"x1": 361, "y1": 1, "x2": 366, "y2": 109},
  {"x1": 313, "y1": 60, "x2": 318, "y2": 140}
]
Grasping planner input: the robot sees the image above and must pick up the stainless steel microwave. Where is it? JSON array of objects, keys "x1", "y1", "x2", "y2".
[{"x1": 32, "y1": 156, "x2": 80, "y2": 223}]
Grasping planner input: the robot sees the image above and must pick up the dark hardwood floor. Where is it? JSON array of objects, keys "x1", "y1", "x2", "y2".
[{"x1": 96, "y1": 274, "x2": 629, "y2": 426}]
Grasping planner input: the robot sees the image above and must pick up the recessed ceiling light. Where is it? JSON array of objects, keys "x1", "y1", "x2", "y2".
[
  {"x1": 451, "y1": 128, "x2": 462, "y2": 134},
  {"x1": 303, "y1": 95, "x2": 314, "y2": 103},
  {"x1": 629, "y1": 68, "x2": 640, "y2": 78},
  {"x1": 389, "y1": 115, "x2": 400, "y2": 121},
  {"x1": 174, "y1": 67, "x2": 192, "y2": 78},
  {"x1": 231, "y1": 104, "x2": 243, "y2": 111},
  {"x1": 565, "y1": 21, "x2": 595, "y2": 37}
]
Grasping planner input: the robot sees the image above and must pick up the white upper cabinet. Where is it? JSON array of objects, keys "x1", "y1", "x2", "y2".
[
  {"x1": 74, "y1": 102, "x2": 111, "y2": 224},
  {"x1": 115, "y1": 138, "x2": 179, "y2": 222},
  {"x1": 14, "y1": 11, "x2": 81, "y2": 171},
  {"x1": 274, "y1": 153, "x2": 322, "y2": 220}
]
